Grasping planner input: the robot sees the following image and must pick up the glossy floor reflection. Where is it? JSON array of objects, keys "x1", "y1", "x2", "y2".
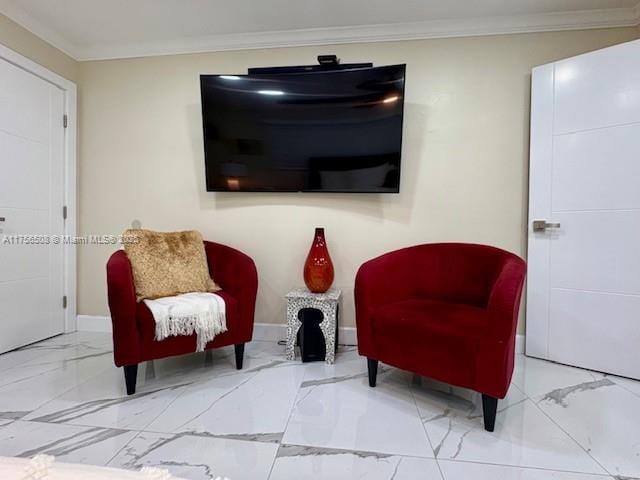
[{"x1": 0, "y1": 332, "x2": 638, "y2": 480}]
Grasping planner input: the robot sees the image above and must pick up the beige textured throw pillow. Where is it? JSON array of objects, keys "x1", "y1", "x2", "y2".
[{"x1": 123, "y1": 229, "x2": 220, "y2": 301}]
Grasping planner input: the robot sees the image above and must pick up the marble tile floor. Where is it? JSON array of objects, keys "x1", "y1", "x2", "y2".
[{"x1": 0, "y1": 332, "x2": 638, "y2": 480}]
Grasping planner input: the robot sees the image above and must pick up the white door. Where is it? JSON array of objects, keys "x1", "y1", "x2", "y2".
[
  {"x1": 0, "y1": 57, "x2": 65, "y2": 353},
  {"x1": 527, "y1": 39, "x2": 640, "y2": 380}
]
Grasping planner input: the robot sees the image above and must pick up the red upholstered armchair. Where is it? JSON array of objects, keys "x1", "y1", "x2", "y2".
[
  {"x1": 355, "y1": 243, "x2": 526, "y2": 431},
  {"x1": 107, "y1": 241, "x2": 258, "y2": 395}
]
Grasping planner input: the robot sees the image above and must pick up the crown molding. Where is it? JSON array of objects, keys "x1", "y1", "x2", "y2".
[
  {"x1": 2, "y1": 2, "x2": 640, "y2": 61},
  {"x1": 0, "y1": 0, "x2": 77, "y2": 58}
]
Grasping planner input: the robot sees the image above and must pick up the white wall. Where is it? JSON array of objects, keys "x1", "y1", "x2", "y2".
[{"x1": 78, "y1": 27, "x2": 640, "y2": 331}]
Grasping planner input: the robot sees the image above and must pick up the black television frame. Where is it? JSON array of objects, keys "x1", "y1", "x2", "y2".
[{"x1": 200, "y1": 64, "x2": 406, "y2": 194}]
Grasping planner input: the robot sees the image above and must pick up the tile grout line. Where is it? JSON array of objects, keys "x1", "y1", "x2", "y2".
[
  {"x1": 14, "y1": 359, "x2": 115, "y2": 424},
  {"x1": 103, "y1": 429, "x2": 145, "y2": 468},
  {"x1": 437, "y1": 457, "x2": 616, "y2": 478},
  {"x1": 0, "y1": 338, "x2": 110, "y2": 376},
  {"x1": 0, "y1": 332, "x2": 94, "y2": 370},
  {"x1": 5, "y1": 335, "x2": 635, "y2": 479},
  {"x1": 0, "y1": 363, "x2": 68, "y2": 390},
  {"x1": 119, "y1": 349, "x2": 298, "y2": 476},
  {"x1": 266, "y1": 358, "x2": 306, "y2": 480},
  {"x1": 267, "y1": 360, "x2": 442, "y2": 460},
  {"x1": 129, "y1": 370, "x2": 230, "y2": 434},
  {"x1": 1, "y1": 348, "x2": 113, "y2": 390},
  {"x1": 523, "y1": 383, "x2": 615, "y2": 478},
  {"x1": 0, "y1": 348, "x2": 58, "y2": 374},
  {"x1": 2, "y1": 418, "x2": 615, "y2": 480},
  {"x1": 167, "y1": 369, "x2": 263, "y2": 432},
  {"x1": 105, "y1": 359, "x2": 269, "y2": 472},
  {"x1": 408, "y1": 377, "x2": 617, "y2": 479},
  {"x1": 409, "y1": 380, "x2": 446, "y2": 479},
  {"x1": 33, "y1": 347, "x2": 260, "y2": 432},
  {"x1": 8, "y1": 342, "x2": 292, "y2": 475},
  {"x1": 607, "y1": 376, "x2": 640, "y2": 400}
]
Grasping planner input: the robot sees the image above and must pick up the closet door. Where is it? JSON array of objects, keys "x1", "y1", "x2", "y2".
[{"x1": 0, "y1": 56, "x2": 65, "y2": 352}]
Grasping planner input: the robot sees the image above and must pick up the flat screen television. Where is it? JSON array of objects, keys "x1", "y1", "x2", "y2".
[{"x1": 200, "y1": 64, "x2": 406, "y2": 193}]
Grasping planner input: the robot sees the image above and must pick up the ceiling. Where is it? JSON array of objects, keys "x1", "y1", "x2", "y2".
[{"x1": 1, "y1": 0, "x2": 639, "y2": 60}]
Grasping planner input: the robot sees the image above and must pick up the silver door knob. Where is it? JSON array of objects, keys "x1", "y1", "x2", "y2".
[{"x1": 533, "y1": 220, "x2": 560, "y2": 232}]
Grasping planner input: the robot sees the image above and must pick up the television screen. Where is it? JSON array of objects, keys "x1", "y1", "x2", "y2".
[{"x1": 200, "y1": 64, "x2": 405, "y2": 193}]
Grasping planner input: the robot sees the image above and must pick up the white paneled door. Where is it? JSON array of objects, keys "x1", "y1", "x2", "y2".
[
  {"x1": 0, "y1": 57, "x2": 65, "y2": 353},
  {"x1": 527, "y1": 40, "x2": 640, "y2": 379}
]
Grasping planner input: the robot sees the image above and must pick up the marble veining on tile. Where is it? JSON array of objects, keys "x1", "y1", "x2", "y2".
[
  {"x1": 538, "y1": 378, "x2": 615, "y2": 407},
  {"x1": 298, "y1": 370, "x2": 370, "y2": 388},
  {"x1": 270, "y1": 449, "x2": 443, "y2": 480},
  {"x1": 25, "y1": 383, "x2": 187, "y2": 430},
  {"x1": 414, "y1": 383, "x2": 606, "y2": 474},
  {"x1": 0, "y1": 410, "x2": 31, "y2": 420},
  {"x1": 0, "y1": 332, "x2": 638, "y2": 480},
  {"x1": 108, "y1": 430, "x2": 278, "y2": 480},
  {"x1": 0, "y1": 420, "x2": 137, "y2": 465},
  {"x1": 200, "y1": 431, "x2": 284, "y2": 444},
  {"x1": 276, "y1": 444, "x2": 394, "y2": 459},
  {"x1": 16, "y1": 426, "x2": 130, "y2": 458},
  {"x1": 536, "y1": 378, "x2": 640, "y2": 479}
]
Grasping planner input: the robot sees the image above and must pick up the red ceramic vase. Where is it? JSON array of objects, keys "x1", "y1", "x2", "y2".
[{"x1": 303, "y1": 227, "x2": 335, "y2": 293}]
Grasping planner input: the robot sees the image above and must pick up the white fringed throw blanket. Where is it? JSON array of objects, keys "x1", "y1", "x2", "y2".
[
  {"x1": 144, "y1": 292, "x2": 227, "y2": 352},
  {"x1": 0, "y1": 454, "x2": 180, "y2": 479},
  {"x1": 0, "y1": 454, "x2": 231, "y2": 479}
]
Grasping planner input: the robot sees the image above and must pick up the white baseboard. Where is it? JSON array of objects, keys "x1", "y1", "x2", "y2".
[
  {"x1": 252, "y1": 322, "x2": 358, "y2": 345},
  {"x1": 75, "y1": 315, "x2": 523, "y2": 353},
  {"x1": 251, "y1": 322, "x2": 286, "y2": 342},
  {"x1": 252, "y1": 324, "x2": 522, "y2": 352},
  {"x1": 74, "y1": 317, "x2": 358, "y2": 344},
  {"x1": 338, "y1": 326, "x2": 358, "y2": 346},
  {"x1": 77, "y1": 315, "x2": 112, "y2": 333}
]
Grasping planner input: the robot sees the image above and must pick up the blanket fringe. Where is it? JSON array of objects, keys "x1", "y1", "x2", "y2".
[{"x1": 155, "y1": 309, "x2": 227, "y2": 352}]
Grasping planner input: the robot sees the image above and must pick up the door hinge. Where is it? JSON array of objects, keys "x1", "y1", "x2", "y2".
[
  {"x1": 63, "y1": 114, "x2": 68, "y2": 128},
  {"x1": 63, "y1": 295, "x2": 68, "y2": 309},
  {"x1": 63, "y1": 205, "x2": 67, "y2": 220}
]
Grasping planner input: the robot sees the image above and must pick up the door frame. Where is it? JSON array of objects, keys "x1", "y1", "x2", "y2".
[
  {"x1": 525, "y1": 62, "x2": 554, "y2": 359},
  {"x1": 0, "y1": 43, "x2": 77, "y2": 333}
]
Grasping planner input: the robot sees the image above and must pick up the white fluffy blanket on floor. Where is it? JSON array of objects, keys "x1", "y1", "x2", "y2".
[
  {"x1": 144, "y1": 292, "x2": 227, "y2": 352},
  {"x1": 0, "y1": 455, "x2": 193, "y2": 479}
]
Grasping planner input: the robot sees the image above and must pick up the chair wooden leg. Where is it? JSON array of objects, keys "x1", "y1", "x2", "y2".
[
  {"x1": 367, "y1": 358, "x2": 378, "y2": 387},
  {"x1": 235, "y1": 343, "x2": 245, "y2": 370},
  {"x1": 482, "y1": 394, "x2": 498, "y2": 432},
  {"x1": 124, "y1": 364, "x2": 138, "y2": 395}
]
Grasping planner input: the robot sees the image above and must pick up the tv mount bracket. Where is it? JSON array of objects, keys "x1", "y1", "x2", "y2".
[
  {"x1": 247, "y1": 56, "x2": 373, "y2": 75},
  {"x1": 317, "y1": 55, "x2": 339, "y2": 65}
]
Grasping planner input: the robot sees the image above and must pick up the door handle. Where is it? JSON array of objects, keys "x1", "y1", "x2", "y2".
[
  {"x1": 0, "y1": 217, "x2": 5, "y2": 222},
  {"x1": 533, "y1": 220, "x2": 560, "y2": 232}
]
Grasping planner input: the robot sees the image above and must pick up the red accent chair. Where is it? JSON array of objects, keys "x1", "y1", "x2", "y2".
[
  {"x1": 107, "y1": 241, "x2": 258, "y2": 395},
  {"x1": 355, "y1": 243, "x2": 526, "y2": 431}
]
